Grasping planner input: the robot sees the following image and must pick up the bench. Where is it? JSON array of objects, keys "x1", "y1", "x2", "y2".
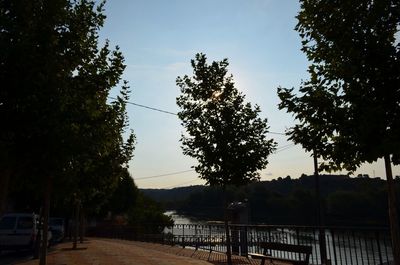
[{"x1": 249, "y1": 242, "x2": 312, "y2": 265}]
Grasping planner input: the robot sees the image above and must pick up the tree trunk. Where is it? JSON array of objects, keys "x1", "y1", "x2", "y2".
[
  {"x1": 79, "y1": 207, "x2": 84, "y2": 243},
  {"x1": 33, "y1": 207, "x2": 43, "y2": 259},
  {"x1": 73, "y1": 200, "x2": 80, "y2": 249},
  {"x1": 384, "y1": 154, "x2": 400, "y2": 265},
  {"x1": 223, "y1": 188, "x2": 232, "y2": 265},
  {"x1": 313, "y1": 151, "x2": 327, "y2": 265},
  {"x1": 39, "y1": 176, "x2": 52, "y2": 265},
  {"x1": 0, "y1": 169, "x2": 11, "y2": 216}
]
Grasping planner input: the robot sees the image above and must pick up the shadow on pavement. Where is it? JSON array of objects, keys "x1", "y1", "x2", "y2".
[{"x1": 0, "y1": 250, "x2": 35, "y2": 265}]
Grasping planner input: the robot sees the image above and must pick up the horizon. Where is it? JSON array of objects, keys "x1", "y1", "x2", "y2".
[{"x1": 139, "y1": 173, "x2": 396, "y2": 190}]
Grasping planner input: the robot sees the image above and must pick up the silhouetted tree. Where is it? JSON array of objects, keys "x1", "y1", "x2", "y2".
[
  {"x1": 176, "y1": 53, "x2": 276, "y2": 264},
  {"x1": 65, "y1": 83, "x2": 135, "y2": 248},
  {"x1": 284, "y1": 0, "x2": 400, "y2": 262},
  {"x1": 0, "y1": 1, "x2": 134, "y2": 263},
  {"x1": 277, "y1": 75, "x2": 343, "y2": 263},
  {"x1": 106, "y1": 169, "x2": 140, "y2": 216}
]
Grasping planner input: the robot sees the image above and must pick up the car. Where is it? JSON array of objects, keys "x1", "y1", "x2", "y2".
[
  {"x1": 49, "y1": 217, "x2": 65, "y2": 243},
  {"x1": 0, "y1": 213, "x2": 52, "y2": 252}
]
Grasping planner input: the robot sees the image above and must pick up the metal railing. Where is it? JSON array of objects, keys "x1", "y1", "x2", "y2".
[
  {"x1": 167, "y1": 224, "x2": 393, "y2": 265},
  {"x1": 88, "y1": 224, "x2": 394, "y2": 265}
]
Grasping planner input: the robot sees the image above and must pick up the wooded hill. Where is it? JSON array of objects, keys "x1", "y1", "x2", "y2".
[{"x1": 141, "y1": 174, "x2": 400, "y2": 226}]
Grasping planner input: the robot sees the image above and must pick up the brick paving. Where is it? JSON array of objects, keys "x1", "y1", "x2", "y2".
[{"x1": 14, "y1": 238, "x2": 287, "y2": 265}]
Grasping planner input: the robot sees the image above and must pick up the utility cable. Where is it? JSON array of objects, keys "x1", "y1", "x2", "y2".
[
  {"x1": 274, "y1": 143, "x2": 296, "y2": 153},
  {"x1": 143, "y1": 143, "x2": 295, "y2": 188},
  {"x1": 275, "y1": 143, "x2": 294, "y2": 151},
  {"x1": 108, "y1": 96, "x2": 287, "y2": 135},
  {"x1": 268, "y1": 131, "x2": 287, "y2": 136},
  {"x1": 134, "y1": 169, "x2": 195, "y2": 180},
  {"x1": 135, "y1": 143, "x2": 294, "y2": 181},
  {"x1": 108, "y1": 96, "x2": 177, "y2": 116},
  {"x1": 161, "y1": 178, "x2": 200, "y2": 189}
]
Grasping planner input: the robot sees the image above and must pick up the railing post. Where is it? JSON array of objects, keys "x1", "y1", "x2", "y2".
[
  {"x1": 331, "y1": 229, "x2": 338, "y2": 265},
  {"x1": 195, "y1": 225, "x2": 198, "y2": 250},
  {"x1": 296, "y1": 228, "x2": 300, "y2": 260},
  {"x1": 209, "y1": 225, "x2": 212, "y2": 253},
  {"x1": 232, "y1": 225, "x2": 239, "y2": 255},
  {"x1": 182, "y1": 224, "x2": 185, "y2": 248},
  {"x1": 172, "y1": 225, "x2": 175, "y2": 246},
  {"x1": 241, "y1": 225, "x2": 248, "y2": 257}
]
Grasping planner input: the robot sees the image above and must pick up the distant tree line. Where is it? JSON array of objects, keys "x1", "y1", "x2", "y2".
[{"x1": 142, "y1": 174, "x2": 400, "y2": 226}]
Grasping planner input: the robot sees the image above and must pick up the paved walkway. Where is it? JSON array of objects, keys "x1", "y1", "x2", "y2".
[{"x1": 15, "y1": 238, "x2": 267, "y2": 265}]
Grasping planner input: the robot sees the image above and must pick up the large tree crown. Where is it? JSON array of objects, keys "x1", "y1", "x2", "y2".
[
  {"x1": 278, "y1": 0, "x2": 400, "y2": 173},
  {"x1": 177, "y1": 53, "x2": 276, "y2": 186}
]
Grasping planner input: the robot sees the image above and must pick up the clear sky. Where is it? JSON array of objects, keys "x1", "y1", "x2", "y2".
[{"x1": 100, "y1": 0, "x2": 399, "y2": 189}]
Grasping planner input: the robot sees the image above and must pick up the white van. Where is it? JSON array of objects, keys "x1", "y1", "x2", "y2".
[{"x1": 0, "y1": 213, "x2": 52, "y2": 251}]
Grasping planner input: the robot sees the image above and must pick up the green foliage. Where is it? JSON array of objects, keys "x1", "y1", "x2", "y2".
[
  {"x1": 284, "y1": 0, "x2": 400, "y2": 169},
  {"x1": 127, "y1": 194, "x2": 174, "y2": 234},
  {"x1": 277, "y1": 81, "x2": 354, "y2": 172},
  {"x1": 94, "y1": 170, "x2": 173, "y2": 233},
  {"x1": 105, "y1": 169, "x2": 139, "y2": 215},
  {"x1": 176, "y1": 53, "x2": 276, "y2": 186},
  {"x1": 285, "y1": 2, "x2": 400, "y2": 260},
  {"x1": 0, "y1": 4, "x2": 137, "y2": 256}
]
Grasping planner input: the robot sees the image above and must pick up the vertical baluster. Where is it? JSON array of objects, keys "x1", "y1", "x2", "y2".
[
  {"x1": 195, "y1": 224, "x2": 198, "y2": 250},
  {"x1": 365, "y1": 236, "x2": 371, "y2": 265},
  {"x1": 370, "y1": 234, "x2": 376, "y2": 265},
  {"x1": 313, "y1": 228, "x2": 318, "y2": 265},
  {"x1": 382, "y1": 231, "x2": 389, "y2": 265},
  {"x1": 342, "y1": 233, "x2": 349, "y2": 265},
  {"x1": 326, "y1": 229, "x2": 331, "y2": 264},
  {"x1": 209, "y1": 225, "x2": 212, "y2": 253},
  {"x1": 352, "y1": 231, "x2": 358, "y2": 265},
  {"x1": 296, "y1": 228, "x2": 300, "y2": 261},
  {"x1": 347, "y1": 230, "x2": 354, "y2": 265},
  {"x1": 337, "y1": 231, "x2": 343, "y2": 265},
  {"x1": 358, "y1": 233, "x2": 364, "y2": 265},
  {"x1": 331, "y1": 229, "x2": 338, "y2": 265},
  {"x1": 376, "y1": 231, "x2": 383, "y2": 265},
  {"x1": 182, "y1": 224, "x2": 185, "y2": 248}
]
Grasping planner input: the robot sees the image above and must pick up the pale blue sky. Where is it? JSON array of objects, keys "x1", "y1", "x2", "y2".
[{"x1": 100, "y1": 0, "x2": 399, "y2": 188}]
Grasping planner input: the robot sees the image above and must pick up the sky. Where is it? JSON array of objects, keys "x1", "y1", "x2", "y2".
[{"x1": 99, "y1": 0, "x2": 399, "y2": 189}]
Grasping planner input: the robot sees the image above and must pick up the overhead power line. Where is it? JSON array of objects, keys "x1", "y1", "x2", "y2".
[
  {"x1": 269, "y1": 131, "x2": 287, "y2": 136},
  {"x1": 137, "y1": 142, "x2": 295, "y2": 188},
  {"x1": 275, "y1": 143, "x2": 294, "y2": 151},
  {"x1": 275, "y1": 144, "x2": 296, "y2": 153},
  {"x1": 136, "y1": 143, "x2": 294, "y2": 181},
  {"x1": 108, "y1": 96, "x2": 287, "y2": 135},
  {"x1": 108, "y1": 96, "x2": 177, "y2": 116},
  {"x1": 134, "y1": 169, "x2": 195, "y2": 180},
  {"x1": 161, "y1": 178, "x2": 200, "y2": 189}
]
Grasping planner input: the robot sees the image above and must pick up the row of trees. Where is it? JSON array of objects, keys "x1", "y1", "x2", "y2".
[
  {"x1": 175, "y1": 1, "x2": 400, "y2": 264},
  {"x1": 277, "y1": 1, "x2": 400, "y2": 264},
  {"x1": 0, "y1": 1, "x2": 136, "y2": 264}
]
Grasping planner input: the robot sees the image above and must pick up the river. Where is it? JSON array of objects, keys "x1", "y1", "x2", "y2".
[
  {"x1": 164, "y1": 211, "x2": 393, "y2": 265},
  {"x1": 164, "y1": 210, "x2": 202, "y2": 224}
]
